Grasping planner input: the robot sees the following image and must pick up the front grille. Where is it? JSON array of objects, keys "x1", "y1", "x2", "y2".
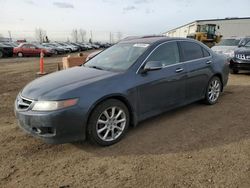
[
  {"x1": 16, "y1": 95, "x2": 33, "y2": 110},
  {"x1": 235, "y1": 54, "x2": 250, "y2": 60}
]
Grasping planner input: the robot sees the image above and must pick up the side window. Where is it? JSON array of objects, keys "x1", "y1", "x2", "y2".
[
  {"x1": 29, "y1": 45, "x2": 36, "y2": 49},
  {"x1": 180, "y1": 41, "x2": 204, "y2": 61},
  {"x1": 202, "y1": 48, "x2": 210, "y2": 57},
  {"x1": 147, "y1": 42, "x2": 180, "y2": 67}
]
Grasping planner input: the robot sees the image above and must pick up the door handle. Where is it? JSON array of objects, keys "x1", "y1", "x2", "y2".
[
  {"x1": 175, "y1": 68, "x2": 184, "y2": 73},
  {"x1": 206, "y1": 60, "x2": 212, "y2": 64}
]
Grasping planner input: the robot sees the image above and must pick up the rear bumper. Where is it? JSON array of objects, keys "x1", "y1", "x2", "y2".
[
  {"x1": 14, "y1": 103, "x2": 87, "y2": 144},
  {"x1": 230, "y1": 59, "x2": 250, "y2": 70}
]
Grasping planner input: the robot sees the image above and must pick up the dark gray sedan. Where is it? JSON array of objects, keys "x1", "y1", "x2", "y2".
[{"x1": 14, "y1": 36, "x2": 229, "y2": 146}]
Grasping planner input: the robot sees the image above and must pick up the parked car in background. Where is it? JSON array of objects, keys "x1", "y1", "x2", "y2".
[
  {"x1": 56, "y1": 42, "x2": 79, "y2": 52},
  {"x1": 15, "y1": 36, "x2": 229, "y2": 146},
  {"x1": 90, "y1": 43, "x2": 100, "y2": 49},
  {"x1": 83, "y1": 43, "x2": 93, "y2": 50},
  {"x1": 1, "y1": 42, "x2": 18, "y2": 47},
  {"x1": 211, "y1": 37, "x2": 242, "y2": 58},
  {"x1": 50, "y1": 43, "x2": 71, "y2": 53},
  {"x1": 230, "y1": 38, "x2": 250, "y2": 74},
  {"x1": 100, "y1": 43, "x2": 112, "y2": 48},
  {"x1": 42, "y1": 43, "x2": 66, "y2": 54},
  {"x1": 13, "y1": 43, "x2": 54, "y2": 57},
  {"x1": 69, "y1": 42, "x2": 88, "y2": 51},
  {"x1": 0, "y1": 43, "x2": 13, "y2": 58}
]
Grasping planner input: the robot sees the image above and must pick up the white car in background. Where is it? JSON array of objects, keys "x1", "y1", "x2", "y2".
[{"x1": 212, "y1": 37, "x2": 242, "y2": 58}]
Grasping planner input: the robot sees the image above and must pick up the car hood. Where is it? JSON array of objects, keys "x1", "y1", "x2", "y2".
[
  {"x1": 212, "y1": 46, "x2": 238, "y2": 53},
  {"x1": 235, "y1": 47, "x2": 250, "y2": 55},
  {"x1": 21, "y1": 66, "x2": 119, "y2": 100}
]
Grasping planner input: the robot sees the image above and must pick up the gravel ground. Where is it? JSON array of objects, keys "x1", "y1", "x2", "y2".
[{"x1": 0, "y1": 54, "x2": 249, "y2": 188}]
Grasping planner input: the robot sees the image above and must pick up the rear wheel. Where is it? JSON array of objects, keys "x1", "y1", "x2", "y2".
[
  {"x1": 87, "y1": 99, "x2": 129, "y2": 146},
  {"x1": 204, "y1": 76, "x2": 222, "y2": 105},
  {"x1": 17, "y1": 52, "x2": 23, "y2": 57}
]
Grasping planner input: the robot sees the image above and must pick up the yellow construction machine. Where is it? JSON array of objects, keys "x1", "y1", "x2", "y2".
[{"x1": 187, "y1": 24, "x2": 222, "y2": 48}]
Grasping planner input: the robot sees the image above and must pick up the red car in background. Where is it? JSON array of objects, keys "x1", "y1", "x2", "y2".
[{"x1": 13, "y1": 43, "x2": 54, "y2": 57}]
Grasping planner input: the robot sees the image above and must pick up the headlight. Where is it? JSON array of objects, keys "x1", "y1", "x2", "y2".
[{"x1": 32, "y1": 98, "x2": 78, "y2": 111}]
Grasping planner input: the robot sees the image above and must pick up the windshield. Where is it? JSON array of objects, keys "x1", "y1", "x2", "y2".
[
  {"x1": 217, "y1": 39, "x2": 240, "y2": 46},
  {"x1": 239, "y1": 38, "x2": 250, "y2": 47},
  {"x1": 84, "y1": 43, "x2": 149, "y2": 71}
]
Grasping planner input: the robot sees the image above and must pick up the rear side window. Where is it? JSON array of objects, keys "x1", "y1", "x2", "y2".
[
  {"x1": 203, "y1": 48, "x2": 210, "y2": 57},
  {"x1": 180, "y1": 41, "x2": 204, "y2": 61},
  {"x1": 147, "y1": 41, "x2": 180, "y2": 67}
]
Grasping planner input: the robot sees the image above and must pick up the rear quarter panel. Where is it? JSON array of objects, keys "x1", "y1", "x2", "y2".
[{"x1": 212, "y1": 53, "x2": 229, "y2": 87}]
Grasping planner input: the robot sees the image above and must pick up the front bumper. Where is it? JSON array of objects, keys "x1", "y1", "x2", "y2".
[
  {"x1": 230, "y1": 59, "x2": 250, "y2": 71},
  {"x1": 14, "y1": 101, "x2": 87, "y2": 144}
]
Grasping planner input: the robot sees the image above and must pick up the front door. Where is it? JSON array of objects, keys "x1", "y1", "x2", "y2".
[{"x1": 136, "y1": 41, "x2": 187, "y2": 117}]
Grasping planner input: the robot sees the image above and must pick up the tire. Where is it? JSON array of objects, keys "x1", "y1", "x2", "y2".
[
  {"x1": 54, "y1": 50, "x2": 58, "y2": 55},
  {"x1": 204, "y1": 76, "x2": 222, "y2": 105},
  {"x1": 230, "y1": 69, "x2": 239, "y2": 74},
  {"x1": 87, "y1": 99, "x2": 130, "y2": 146},
  {"x1": 17, "y1": 52, "x2": 23, "y2": 57},
  {"x1": 0, "y1": 51, "x2": 3, "y2": 58}
]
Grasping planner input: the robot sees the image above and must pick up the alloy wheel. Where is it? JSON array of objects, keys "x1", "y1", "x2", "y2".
[
  {"x1": 96, "y1": 106, "x2": 126, "y2": 142},
  {"x1": 208, "y1": 79, "x2": 221, "y2": 102}
]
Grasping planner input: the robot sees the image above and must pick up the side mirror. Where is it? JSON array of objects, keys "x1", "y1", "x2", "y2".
[{"x1": 142, "y1": 61, "x2": 163, "y2": 73}]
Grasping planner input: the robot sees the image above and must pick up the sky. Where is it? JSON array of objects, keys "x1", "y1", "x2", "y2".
[{"x1": 0, "y1": 0, "x2": 250, "y2": 42}]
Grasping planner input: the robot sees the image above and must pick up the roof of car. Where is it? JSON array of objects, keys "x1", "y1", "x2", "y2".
[{"x1": 119, "y1": 35, "x2": 191, "y2": 44}]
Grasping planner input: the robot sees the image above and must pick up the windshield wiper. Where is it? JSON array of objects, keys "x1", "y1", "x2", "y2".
[{"x1": 87, "y1": 65, "x2": 104, "y2": 70}]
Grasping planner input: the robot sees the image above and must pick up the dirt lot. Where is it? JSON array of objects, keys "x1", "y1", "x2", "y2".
[{"x1": 0, "y1": 54, "x2": 249, "y2": 188}]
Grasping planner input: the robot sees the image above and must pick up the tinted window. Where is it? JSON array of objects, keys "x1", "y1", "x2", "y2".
[
  {"x1": 180, "y1": 41, "x2": 203, "y2": 61},
  {"x1": 147, "y1": 42, "x2": 179, "y2": 67},
  {"x1": 203, "y1": 48, "x2": 210, "y2": 57}
]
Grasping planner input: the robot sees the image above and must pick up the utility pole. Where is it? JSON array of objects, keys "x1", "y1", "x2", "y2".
[
  {"x1": 90, "y1": 30, "x2": 93, "y2": 43},
  {"x1": 8, "y1": 30, "x2": 12, "y2": 41},
  {"x1": 110, "y1": 32, "x2": 112, "y2": 44}
]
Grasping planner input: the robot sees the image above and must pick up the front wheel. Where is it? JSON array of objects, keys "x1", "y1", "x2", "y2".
[
  {"x1": 204, "y1": 76, "x2": 222, "y2": 105},
  {"x1": 87, "y1": 99, "x2": 130, "y2": 146},
  {"x1": 0, "y1": 51, "x2": 3, "y2": 58}
]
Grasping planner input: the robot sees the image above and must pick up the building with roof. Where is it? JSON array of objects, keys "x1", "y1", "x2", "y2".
[{"x1": 163, "y1": 17, "x2": 250, "y2": 38}]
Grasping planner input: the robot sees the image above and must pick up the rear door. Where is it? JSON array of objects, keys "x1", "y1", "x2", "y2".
[
  {"x1": 137, "y1": 41, "x2": 187, "y2": 116},
  {"x1": 178, "y1": 41, "x2": 213, "y2": 102}
]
